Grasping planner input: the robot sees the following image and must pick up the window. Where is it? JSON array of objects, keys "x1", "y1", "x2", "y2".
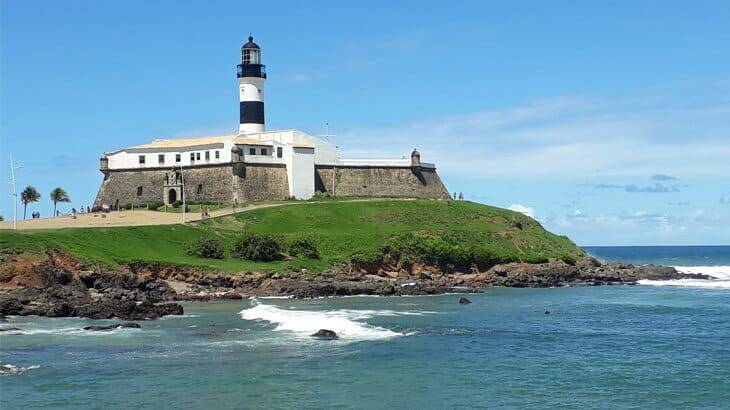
[
  {"x1": 136, "y1": 186, "x2": 143, "y2": 196},
  {"x1": 277, "y1": 147, "x2": 283, "y2": 158},
  {"x1": 261, "y1": 148, "x2": 268, "y2": 156},
  {"x1": 205, "y1": 151, "x2": 210, "y2": 161},
  {"x1": 196, "y1": 152, "x2": 201, "y2": 160},
  {"x1": 175, "y1": 154, "x2": 181, "y2": 163},
  {"x1": 138, "y1": 155, "x2": 146, "y2": 164},
  {"x1": 158, "y1": 154, "x2": 165, "y2": 164},
  {"x1": 215, "y1": 150, "x2": 220, "y2": 159},
  {"x1": 249, "y1": 147, "x2": 256, "y2": 155},
  {"x1": 196, "y1": 184, "x2": 202, "y2": 194},
  {"x1": 190, "y1": 152, "x2": 195, "y2": 161}
]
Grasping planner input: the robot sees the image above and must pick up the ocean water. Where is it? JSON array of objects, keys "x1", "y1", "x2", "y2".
[{"x1": 2, "y1": 247, "x2": 729, "y2": 409}]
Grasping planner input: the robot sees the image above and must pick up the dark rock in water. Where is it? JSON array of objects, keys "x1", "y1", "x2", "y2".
[
  {"x1": 419, "y1": 272, "x2": 432, "y2": 280},
  {"x1": 311, "y1": 329, "x2": 338, "y2": 339},
  {"x1": 544, "y1": 310, "x2": 550, "y2": 315},
  {"x1": 83, "y1": 322, "x2": 141, "y2": 331},
  {"x1": 220, "y1": 291, "x2": 243, "y2": 300},
  {"x1": 458, "y1": 297, "x2": 472, "y2": 304},
  {"x1": 0, "y1": 326, "x2": 22, "y2": 332}
]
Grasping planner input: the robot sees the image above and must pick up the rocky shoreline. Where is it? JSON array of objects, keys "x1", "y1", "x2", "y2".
[{"x1": 0, "y1": 250, "x2": 712, "y2": 321}]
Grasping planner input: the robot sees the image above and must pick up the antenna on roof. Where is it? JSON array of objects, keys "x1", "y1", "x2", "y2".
[{"x1": 318, "y1": 122, "x2": 337, "y2": 142}]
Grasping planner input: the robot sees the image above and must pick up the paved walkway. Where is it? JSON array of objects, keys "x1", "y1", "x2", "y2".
[
  {"x1": 0, "y1": 199, "x2": 407, "y2": 231},
  {"x1": 0, "y1": 202, "x2": 292, "y2": 231}
]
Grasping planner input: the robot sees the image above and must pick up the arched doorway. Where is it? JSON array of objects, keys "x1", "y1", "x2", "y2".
[{"x1": 168, "y1": 189, "x2": 177, "y2": 204}]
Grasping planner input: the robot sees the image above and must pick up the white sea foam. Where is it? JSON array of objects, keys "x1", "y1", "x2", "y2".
[
  {"x1": 673, "y1": 266, "x2": 730, "y2": 279},
  {"x1": 638, "y1": 266, "x2": 730, "y2": 289},
  {"x1": 0, "y1": 364, "x2": 40, "y2": 376},
  {"x1": 239, "y1": 299, "x2": 418, "y2": 341}
]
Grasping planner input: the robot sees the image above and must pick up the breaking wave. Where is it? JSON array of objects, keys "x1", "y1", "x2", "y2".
[
  {"x1": 239, "y1": 299, "x2": 421, "y2": 340},
  {"x1": 638, "y1": 266, "x2": 730, "y2": 289},
  {"x1": 0, "y1": 364, "x2": 40, "y2": 376}
]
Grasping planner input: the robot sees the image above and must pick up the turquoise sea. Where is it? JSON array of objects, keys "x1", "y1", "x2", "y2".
[{"x1": 2, "y1": 246, "x2": 729, "y2": 409}]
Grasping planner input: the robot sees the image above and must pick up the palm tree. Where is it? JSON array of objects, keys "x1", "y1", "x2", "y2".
[
  {"x1": 49, "y1": 187, "x2": 71, "y2": 216},
  {"x1": 21, "y1": 186, "x2": 41, "y2": 219}
]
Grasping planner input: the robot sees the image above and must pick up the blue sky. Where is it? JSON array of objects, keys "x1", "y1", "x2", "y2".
[{"x1": 1, "y1": 0, "x2": 728, "y2": 245}]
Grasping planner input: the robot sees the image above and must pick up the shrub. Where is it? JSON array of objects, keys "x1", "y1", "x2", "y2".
[
  {"x1": 147, "y1": 201, "x2": 164, "y2": 210},
  {"x1": 288, "y1": 236, "x2": 320, "y2": 259},
  {"x1": 171, "y1": 200, "x2": 183, "y2": 208},
  {"x1": 231, "y1": 232, "x2": 282, "y2": 261},
  {"x1": 184, "y1": 236, "x2": 225, "y2": 259},
  {"x1": 348, "y1": 249, "x2": 381, "y2": 265},
  {"x1": 122, "y1": 203, "x2": 133, "y2": 210}
]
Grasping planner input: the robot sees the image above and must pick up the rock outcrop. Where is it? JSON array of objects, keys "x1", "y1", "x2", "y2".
[
  {"x1": 311, "y1": 329, "x2": 338, "y2": 339},
  {"x1": 0, "y1": 250, "x2": 714, "y2": 320}
]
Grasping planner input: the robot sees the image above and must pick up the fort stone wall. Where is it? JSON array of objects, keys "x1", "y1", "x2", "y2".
[
  {"x1": 94, "y1": 163, "x2": 291, "y2": 207},
  {"x1": 234, "y1": 164, "x2": 290, "y2": 202},
  {"x1": 315, "y1": 166, "x2": 450, "y2": 199},
  {"x1": 95, "y1": 163, "x2": 449, "y2": 208}
]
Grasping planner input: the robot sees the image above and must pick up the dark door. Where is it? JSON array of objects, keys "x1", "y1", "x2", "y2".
[{"x1": 168, "y1": 189, "x2": 177, "y2": 204}]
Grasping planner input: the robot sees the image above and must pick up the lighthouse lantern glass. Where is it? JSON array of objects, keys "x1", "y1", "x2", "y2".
[{"x1": 243, "y1": 48, "x2": 260, "y2": 65}]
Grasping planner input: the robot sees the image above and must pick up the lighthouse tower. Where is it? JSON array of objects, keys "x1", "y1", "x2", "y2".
[{"x1": 237, "y1": 36, "x2": 266, "y2": 134}]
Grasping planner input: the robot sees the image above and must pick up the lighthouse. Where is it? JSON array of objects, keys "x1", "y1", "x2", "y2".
[{"x1": 237, "y1": 36, "x2": 266, "y2": 134}]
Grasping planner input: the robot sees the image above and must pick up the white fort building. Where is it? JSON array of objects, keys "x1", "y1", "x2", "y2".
[{"x1": 95, "y1": 37, "x2": 449, "y2": 208}]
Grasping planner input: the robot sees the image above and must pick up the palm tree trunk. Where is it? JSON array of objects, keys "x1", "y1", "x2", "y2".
[
  {"x1": 23, "y1": 204, "x2": 27, "y2": 219},
  {"x1": 53, "y1": 201, "x2": 57, "y2": 216}
]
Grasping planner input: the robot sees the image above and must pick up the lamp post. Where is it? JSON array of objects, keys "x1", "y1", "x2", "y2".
[{"x1": 8, "y1": 155, "x2": 22, "y2": 230}]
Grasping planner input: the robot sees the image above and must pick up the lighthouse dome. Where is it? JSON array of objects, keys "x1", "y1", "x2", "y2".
[{"x1": 242, "y1": 36, "x2": 260, "y2": 50}]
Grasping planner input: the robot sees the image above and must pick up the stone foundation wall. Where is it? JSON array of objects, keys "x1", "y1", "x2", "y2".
[
  {"x1": 234, "y1": 164, "x2": 290, "y2": 202},
  {"x1": 315, "y1": 166, "x2": 450, "y2": 199},
  {"x1": 94, "y1": 163, "x2": 290, "y2": 207},
  {"x1": 94, "y1": 164, "x2": 449, "y2": 207}
]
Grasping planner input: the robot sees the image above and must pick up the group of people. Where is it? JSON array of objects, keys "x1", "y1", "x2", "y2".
[
  {"x1": 453, "y1": 192, "x2": 465, "y2": 201},
  {"x1": 69, "y1": 206, "x2": 92, "y2": 216},
  {"x1": 30, "y1": 211, "x2": 41, "y2": 219}
]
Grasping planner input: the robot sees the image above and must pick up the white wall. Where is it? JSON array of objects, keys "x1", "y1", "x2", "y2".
[
  {"x1": 106, "y1": 142, "x2": 233, "y2": 169},
  {"x1": 285, "y1": 146, "x2": 315, "y2": 199}
]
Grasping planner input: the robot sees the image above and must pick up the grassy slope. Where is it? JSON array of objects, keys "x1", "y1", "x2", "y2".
[{"x1": 0, "y1": 199, "x2": 584, "y2": 273}]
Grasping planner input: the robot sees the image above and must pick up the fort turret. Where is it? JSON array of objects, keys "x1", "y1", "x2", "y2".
[{"x1": 237, "y1": 36, "x2": 266, "y2": 134}]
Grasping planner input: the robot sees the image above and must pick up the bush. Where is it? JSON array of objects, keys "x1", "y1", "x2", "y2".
[
  {"x1": 231, "y1": 232, "x2": 282, "y2": 261},
  {"x1": 147, "y1": 201, "x2": 164, "y2": 210},
  {"x1": 288, "y1": 236, "x2": 320, "y2": 259},
  {"x1": 184, "y1": 236, "x2": 225, "y2": 259},
  {"x1": 122, "y1": 203, "x2": 133, "y2": 210},
  {"x1": 171, "y1": 200, "x2": 183, "y2": 208},
  {"x1": 348, "y1": 249, "x2": 381, "y2": 265}
]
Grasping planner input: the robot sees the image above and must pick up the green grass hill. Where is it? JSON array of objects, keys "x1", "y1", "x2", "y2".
[{"x1": 0, "y1": 199, "x2": 585, "y2": 273}]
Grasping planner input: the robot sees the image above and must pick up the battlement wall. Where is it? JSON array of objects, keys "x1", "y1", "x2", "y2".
[{"x1": 314, "y1": 166, "x2": 450, "y2": 199}]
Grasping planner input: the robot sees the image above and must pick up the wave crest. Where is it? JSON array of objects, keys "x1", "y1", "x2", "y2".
[{"x1": 239, "y1": 299, "x2": 409, "y2": 341}]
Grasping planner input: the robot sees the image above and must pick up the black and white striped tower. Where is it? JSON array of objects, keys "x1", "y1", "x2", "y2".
[{"x1": 237, "y1": 36, "x2": 266, "y2": 134}]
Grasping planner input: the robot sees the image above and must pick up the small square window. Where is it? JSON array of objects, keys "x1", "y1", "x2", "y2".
[
  {"x1": 261, "y1": 148, "x2": 268, "y2": 156},
  {"x1": 276, "y1": 147, "x2": 283, "y2": 158},
  {"x1": 158, "y1": 154, "x2": 165, "y2": 164},
  {"x1": 215, "y1": 150, "x2": 220, "y2": 159},
  {"x1": 136, "y1": 186, "x2": 143, "y2": 196},
  {"x1": 175, "y1": 154, "x2": 181, "y2": 162},
  {"x1": 138, "y1": 155, "x2": 146, "y2": 164},
  {"x1": 196, "y1": 152, "x2": 201, "y2": 160},
  {"x1": 205, "y1": 151, "x2": 210, "y2": 160},
  {"x1": 249, "y1": 148, "x2": 256, "y2": 155}
]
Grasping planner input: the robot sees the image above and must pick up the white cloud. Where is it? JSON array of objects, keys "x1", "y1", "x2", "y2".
[
  {"x1": 337, "y1": 97, "x2": 730, "y2": 179},
  {"x1": 508, "y1": 203, "x2": 535, "y2": 218}
]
